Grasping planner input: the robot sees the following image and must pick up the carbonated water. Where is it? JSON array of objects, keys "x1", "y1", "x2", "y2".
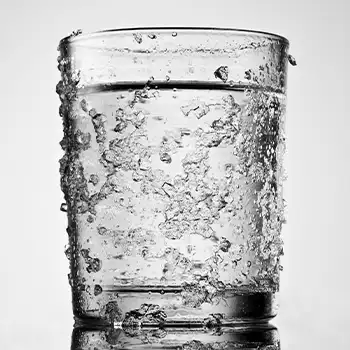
[{"x1": 59, "y1": 80, "x2": 286, "y2": 326}]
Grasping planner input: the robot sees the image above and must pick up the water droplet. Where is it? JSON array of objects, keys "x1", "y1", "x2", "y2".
[
  {"x1": 162, "y1": 182, "x2": 175, "y2": 197},
  {"x1": 133, "y1": 33, "x2": 143, "y2": 44},
  {"x1": 247, "y1": 261, "x2": 251, "y2": 267},
  {"x1": 165, "y1": 75, "x2": 170, "y2": 82},
  {"x1": 115, "y1": 108, "x2": 124, "y2": 118},
  {"x1": 114, "y1": 119, "x2": 127, "y2": 133},
  {"x1": 219, "y1": 237, "x2": 231, "y2": 252},
  {"x1": 89, "y1": 174, "x2": 99, "y2": 186},
  {"x1": 244, "y1": 69, "x2": 252, "y2": 80},
  {"x1": 89, "y1": 108, "x2": 97, "y2": 117},
  {"x1": 288, "y1": 54, "x2": 297, "y2": 66},
  {"x1": 64, "y1": 246, "x2": 71, "y2": 260},
  {"x1": 68, "y1": 273, "x2": 73, "y2": 287},
  {"x1": 60, "y1": 203, "x2": 67, "y2": 212},
  {"x1": 172, "y1": 32, "x2": 177, "y2": 37},
  {"x1": 80, "y1": 248, "x2": 90, "y2": 258},
  {"x1": 132, "y1": 171, "x2": 143, "y2": 182},
  {"x1": 214, "y1": 66, "x2": 229, "y2": 82},
  {"x1": 279, "y1": 265, "x2": 284, "y2": 271},
  {"x1": 80, "y1": 99, "x2": 88, "y2": 112},
  {"x1": 160, "y1": 152, "x2": 172, "y2": 164},
  {"x1": 87, "y1": 258, "x2": 102, "y2": 273},
  {"x1": 141, "y1": 246, "x2": 149, "y2": 258},
  {"x1": 98, "y1": 226, "x2": 107, "y2": 235},
  {"x1": 71, "y1": 29, "x2": 82, "y2": 37},
  {"x1": 87, "y1": 215, "x2": 94, "y2": 223},
  {"x1": 94, "y1": 284, "x2": 103, "y2": 296},
  {"x1": 75, "y1": 130, "x2": 91, "y2": 149},
  {"x1": 148, "y1": 33, "x2": 157, "y2": 39}
]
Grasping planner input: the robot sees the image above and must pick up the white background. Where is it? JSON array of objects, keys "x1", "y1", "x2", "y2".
[{"x1": 1, "y1": 0, "x2": 349, "y2": 349}]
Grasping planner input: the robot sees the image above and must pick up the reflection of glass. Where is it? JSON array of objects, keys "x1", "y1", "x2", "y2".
[
  {"x1": 57, "y1": 28, "x2": 289, "y2": 325},
  {"x1": 71, "y1": 325, "x2": 280, "y2": 349}
]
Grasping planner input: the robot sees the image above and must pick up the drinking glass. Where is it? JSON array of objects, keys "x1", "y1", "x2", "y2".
[{"x1": 57, "y1": 27, "x2": 289, "y2": 326}]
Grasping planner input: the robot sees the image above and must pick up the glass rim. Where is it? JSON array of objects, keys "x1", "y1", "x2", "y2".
[{"x1": 59, "y1": 26, "x2": 289, "y2": 47}]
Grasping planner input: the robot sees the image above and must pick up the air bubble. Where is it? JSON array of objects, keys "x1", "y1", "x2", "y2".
[
  {"x1": 172, "y1": 32, "x2": 177, "y2": 37},
  {"x1": 288, "y1": 54, "x2": 297, "y2": 66},
  {"x1": 214, "y1": 66, "x2": 229, "y2": 82},
  {"x1": 60, "y1": 203, "x2": 67, "y2": 212},
  {"x1": 160, "y1": 152, "x2": 172, "y2": 164},
  {"x1": 89, "y1": 108, "x2": 97, "y2": 117},
  {"x1": 244, "y1": 69, "x2": 252, "y2": 80},
  {"x1": 165, "y1": 75, "x2": 170, "y2": 82},
  {"x1": 162, "y1": 182, "x2": 175, "y2": 197},
  {"x1": 94, "y1": 284, "x2": 103, "y2": 296},
  {"x1": 71, "y1": 29, "x2": 82, "y2": 37},
  {"x1": 115, "y1": 108, "x2": 124, "y2": 118},
  {"x1": 133, "y1": 33, "x2": 143, "y2": 44},
  {"x1": 141, "y1": 246, "x2": 149, "y2": 258},
  {"x1": 98, "y1": 226, "x2": 107, "y2": 235},
  {"x1": 148, "y1": 33, "x2": 157, "y2": 39},
  {"x1": 75, "y1": 130, "x2": 91, "y2": 149},
  {"x1": 114, "y1": 119, "x2": 127, "y2": 133},
  {"x1": 80, "y1": 99, "x2": 88, "y2": 112},
  {"x1": 68, "y1": 273, "x2": 73, "y2": 287},
  {"x1": 219, "y1": 237, "x2": 231, "y2": 252},
  {"x1": 65, "y1": 246, "x2": 71, "y2": 260},
  {"x1": 132, "y1": 171, "x2": 143, "y2": 182},
  {"x1": 87, "y1": 258, "x2": 102, "y2": 273},
  {"x1": 89, "y1": 174, "x2": 99, "y2": 186}
]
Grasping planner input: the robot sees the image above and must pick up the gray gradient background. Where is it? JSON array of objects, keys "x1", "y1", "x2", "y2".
[{"x1": 0, "y1": 0, "x2": 349, "y2": 349}]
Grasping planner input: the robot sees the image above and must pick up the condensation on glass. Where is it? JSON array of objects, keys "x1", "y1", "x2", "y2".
[{"x1": 57, "y1": 28, "x2": 290, "y2": 326}]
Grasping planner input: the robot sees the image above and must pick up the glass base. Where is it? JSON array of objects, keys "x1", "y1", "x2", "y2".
[
  {"x1": 72, "y1": 323, "x2": 280, "y2": 349},
  {"x1": 73, "y1": 289, "x2": 277, "y2": 327}
]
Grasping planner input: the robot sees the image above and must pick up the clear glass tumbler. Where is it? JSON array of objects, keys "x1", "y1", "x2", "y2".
[{"x1": 57, "y1": 27, "x2": 289, "y2": 327}]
